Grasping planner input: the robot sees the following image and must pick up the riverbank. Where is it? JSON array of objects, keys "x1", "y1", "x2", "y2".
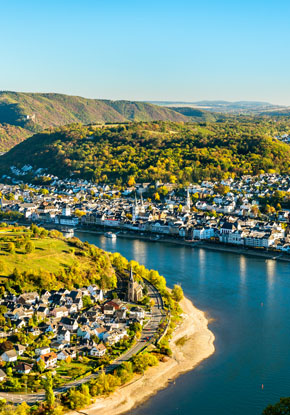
[
  {"x1": 68, "y1": 295, "x2": 215, "y2": 415},
  {"x1": 76, "y1": 228, "x2": 290, "y2": 263}
]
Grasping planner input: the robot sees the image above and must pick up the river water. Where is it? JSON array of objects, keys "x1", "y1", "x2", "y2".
[{"x1": 76, "y1": 231, "x2": 290, "y2": 415}]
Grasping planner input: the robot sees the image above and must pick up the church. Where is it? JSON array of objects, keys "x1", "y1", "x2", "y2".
[{"x1": 127, "y1": 268, "x2": 143, "y2": 303}]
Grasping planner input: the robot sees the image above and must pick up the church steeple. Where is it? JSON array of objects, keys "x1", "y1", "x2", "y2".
[
  {"x1": 132, "y1": 193, "x2": 139, "y2": 222},
  {"x1": 130, "y1": 266, "x2": 134, "y2": 282},
  {"x1": 186, "y1": 187, "x2": 191, "y2": 210}
]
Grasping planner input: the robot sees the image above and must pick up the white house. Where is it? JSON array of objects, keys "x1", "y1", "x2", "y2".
[
  {"x1": 1, "y1": 350, "x2": 17, "y2": 362},
  {"x1": 57, "y1": 329, "x2": 71, "y2": 343},
  {"x1": 90, "y1": 344, "x2": 107, "y2": 357},
  {"x1": 37, "y1": 352, "x2": 58, "y2": 368},
  {"x1": 35, "y1": 346, "x2": 50, "y2": 356}
]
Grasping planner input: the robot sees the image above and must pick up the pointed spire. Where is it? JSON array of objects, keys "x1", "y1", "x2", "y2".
[
  {"x1": 130, "y1": 266, "x2": 134, "y2": 282},
  {"x1": 186, "y1": 187, "x2": 191, "y2": 209}
]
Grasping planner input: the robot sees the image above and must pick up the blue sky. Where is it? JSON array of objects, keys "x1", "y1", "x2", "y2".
[{"x1": 1, "y1": 0, "x2": 290, "y2": 104}]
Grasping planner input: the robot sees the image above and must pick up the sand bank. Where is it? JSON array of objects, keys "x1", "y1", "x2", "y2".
[{"x1": 68, "y1": 296, "x2": 215, "y2": 415}]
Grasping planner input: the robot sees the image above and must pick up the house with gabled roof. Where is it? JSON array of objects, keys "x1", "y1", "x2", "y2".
[
  {"x1": 0, "y1": 369, "x2": 6, "y2": 381},
  {"x1": 1, "y1": 349, "x2": 17, "y2": 362},
  {"x1": 60, "y1": 317, "x2": 78, "y2": 331},
  {"x1": 37, "y1": 352, "x2": 57, "y2": 368},
  {"x1": 15, "y1": 363, "x2": 33, "y2": 374},
  {"x1": 90, "y1": 343, "x2": 107, "y2": 357}
]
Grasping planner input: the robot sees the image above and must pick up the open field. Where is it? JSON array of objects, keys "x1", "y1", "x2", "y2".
[
  {"x1": 0, "y1": 226, "x2": 115, "y2": 291},
  {"x1": 0, "y1": 231, "x2": 75, "y2": 276}
]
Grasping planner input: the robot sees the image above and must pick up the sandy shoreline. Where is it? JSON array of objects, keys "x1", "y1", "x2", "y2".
[{"x1": 68, "y1": 296, "x2": 215, "y2": 415}]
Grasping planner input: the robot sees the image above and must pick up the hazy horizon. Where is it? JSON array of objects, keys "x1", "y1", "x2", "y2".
[{"x1": 0, "y1": 90, "x2": 287, "y2": 108}]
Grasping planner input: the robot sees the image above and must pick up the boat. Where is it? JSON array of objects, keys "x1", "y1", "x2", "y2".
[
  {"x1": 105, "y1": 232, "x2": 117, "y2": 239},
  {"x1": 60, "y1": 227, "x2": 74, "y2": 238}
]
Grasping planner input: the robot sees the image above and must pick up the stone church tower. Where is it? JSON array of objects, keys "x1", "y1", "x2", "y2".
[
  {"x1": 127, "y1": 267, "x2": 135, "y2": 302},
  {"x1": 127, "y1": 267, "x2": 143, "y2": 303}
]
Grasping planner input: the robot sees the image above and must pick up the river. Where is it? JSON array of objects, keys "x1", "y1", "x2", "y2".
[{"x1": 76, "y1": 231, "x2": 290, "y2": 415}]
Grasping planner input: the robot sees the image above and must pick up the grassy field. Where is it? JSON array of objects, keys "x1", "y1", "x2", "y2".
[
  {"x1": 0, "y1": 226, "x2": 116, "y2": 292},
  {"x1": 0, "y1": 232, "x2": 76, "y2": 276},
  {"x1": 56, "y1": 361, "x2": 91, "y2": 380}
]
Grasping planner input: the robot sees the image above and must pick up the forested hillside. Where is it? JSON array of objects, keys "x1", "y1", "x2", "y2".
[
  {"x1": 0, "y1": 91, "x2": 214, "y2": 151},
  {"x1": 2, "y1": 120, "x2": 290, "y2": 184},
  {"x1": 0, "y1": 123, "x2": 31, "y2": 152},
  {"x1": 0, "y1": 91, "x2": 191, "y2": 129}
]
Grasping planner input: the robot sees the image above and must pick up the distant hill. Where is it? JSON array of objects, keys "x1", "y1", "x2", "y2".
[
  {"x1": 0, "y1": 91, "x2": 201, "y2": 151},
  {"x1": 259, "y1": 108, "x2": 290, "y2": 117},
  {"x1": 2, "y1": 120, "x2": 290, "y2": 184},
  {"x1": 0, "y1": 91, "x2": 192, "y2": 128},
  {"x1": 150, "y1": 100, "x2": 285, "y2": 114},
  {"x1": 169, "y1": 107, "x2": 219, "y2": 122}
]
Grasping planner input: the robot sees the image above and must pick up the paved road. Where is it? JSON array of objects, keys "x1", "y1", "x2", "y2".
[{"x1": 0, "y1": 280, "x2": 164, "y2": 404}]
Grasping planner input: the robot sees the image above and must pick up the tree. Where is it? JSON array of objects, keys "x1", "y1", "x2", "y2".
[
  {"x1": 132, "y1": 352, "x2": 158, "y2": 373},
  {"x1": 251, "y1": 205, "x2": 259, "y2": 217},
  {"x1": 45, "y1": 372, "x2": 55, "y2": 408},
  {"x1": 66, "y1": 384, "x2": 91, "y2": 409},
  {"x1": 127, "y1": 176, "x2": 136, "y2": 187},
  {"x1": 0, "y1": 404, "x2": 30, "y2": 415},
  {"x1": 15, "y1": 402, "x2": 30, "y2": 415},
  {"x1": 141, "y1": 295, "x2": 150, "y2": 306},
  {"x1": 7, "y1": 242, "x2": 15, "y2": 254},
  {"x1": 263, "y1": 397, "x2": 290, "y2": 414},
  {"x1": 214, "y1": 184, "x2": 230, "y2": 195},
  {"x1": 172, "y1": 285, "x2": 184, "y2": 302},
  {"x1": 25, "y1": 241, "x2": 35, "y2": 254},
  {"x1": 75, "y1": 209, "x2": 86, "y2": 218},
  {"x1": 6, "y1": 367, "x2": 12, "y2": 377},
  {"x1": 37, "y1": 358, "x2": 46, "y2": 373},
  {"x1": 153, "y1": 192, "x2": 160, "y2": 201},
  {"x1": 82, "y1": 295, "x2": 92, "y2": 308}
]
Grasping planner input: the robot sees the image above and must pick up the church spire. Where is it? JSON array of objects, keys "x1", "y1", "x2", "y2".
[
  {"x1": 186, "y1": 187, "x2": 191, "y2": 209},
  {"x1": 130, "y1": 266, "x2": 134, "y2": 282}
]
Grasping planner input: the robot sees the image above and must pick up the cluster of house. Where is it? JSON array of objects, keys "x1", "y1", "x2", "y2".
[
  {"x1": 0, "y1": 277, "x2": 145, "y2": 380},
  {"x1": 275, "y1": 134, "x2": 290, "y2": 144},
  {"x1": 1, "y1": 172, "x2": 290, "y2": 252}
]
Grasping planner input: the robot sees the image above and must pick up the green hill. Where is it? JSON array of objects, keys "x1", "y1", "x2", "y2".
[
  {"x1": 0, "y1": 91, "x2": 192, "y2": 127},
  {"x1": 0, "y1": 91, "x2": 200, "y2": 152},
  {"x1": 168, "y1": 107, "x2": 219, "y2": 122},
  {"x1": 2, "y1": 120, "x2": 290, "y2": 184},
  {"x1": 0, "y1": 225, "x2": 117, "y2": 293}
]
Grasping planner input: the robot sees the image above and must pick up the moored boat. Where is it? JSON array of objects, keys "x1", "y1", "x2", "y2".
[{"x1": 105, "y1": 231, "x2": 117, "y2": 239}]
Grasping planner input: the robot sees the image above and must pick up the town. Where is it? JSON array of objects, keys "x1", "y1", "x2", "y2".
[
  {"x1": 1, "y1": 168, "x2": 290, "y2": 254},
  {"x1": 0, "y1": 267, "x2": 165, "y2": 395}
]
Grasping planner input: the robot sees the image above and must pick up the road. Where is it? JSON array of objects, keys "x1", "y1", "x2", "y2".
[{"x1": 0, "y1": 279, "x2": 165, "y2": 404}]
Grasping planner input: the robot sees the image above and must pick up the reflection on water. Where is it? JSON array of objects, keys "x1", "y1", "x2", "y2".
[
  {"x1": 75, "y1": 231, "x2": 290, "y2": 415},
  {"x1": 239, "y1": 255, "x2": 246, "y2": 284},
  {"x1": 132, "y1": 239, "x2": 144, "y2": 261},
  {"x1": 266, "y1": 259, "x2": 276, "y2": 307},
  {"x1": 266, "y1": 260, "x2": 276, "y2": 287},
  {"x1": 198, "y1": 248, "x2": 206, "y2": 282}
]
